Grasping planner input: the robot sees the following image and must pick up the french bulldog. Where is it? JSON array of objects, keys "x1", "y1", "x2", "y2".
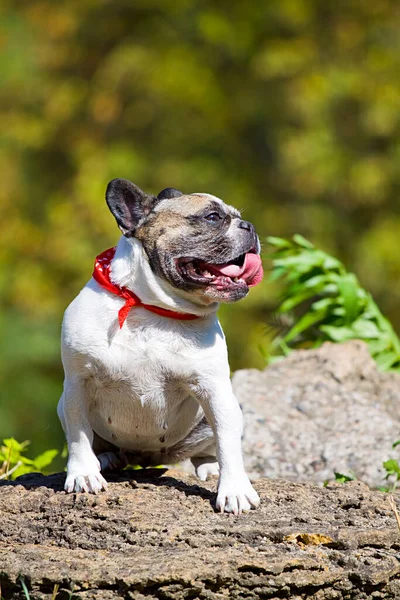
[{"x1": 57, "y1": 179, "x2": 263, "y2": 514}]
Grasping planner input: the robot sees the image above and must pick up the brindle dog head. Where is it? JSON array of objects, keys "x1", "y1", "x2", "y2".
[{"x1": 106, "y1": 178, "x2": 262, "y2": 303}]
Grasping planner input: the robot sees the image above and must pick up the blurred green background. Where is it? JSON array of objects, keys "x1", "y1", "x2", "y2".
[{"x1": 1, "y1": 0, "x2": 400, "y2": 459}]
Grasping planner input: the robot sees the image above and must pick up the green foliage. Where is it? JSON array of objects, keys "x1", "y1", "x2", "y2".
[
  {"x1": 383, "y1": 459, "x2": 400, "y2": 479},
  {"x1": 379, "y1": 440, "x2": 400, "y2": 493},
  {"x1": 324, "y1": 471, "x2": 356, "y2": 486},
  {"x1": 19, "y1": 577, "x2": 31, "y2": 600},
  {"x1": 17, "y1": 579, "x2": 60, "y2": 600},
  {"x1": 0, "y1": 438, "x2": 58, "y2": 480},
  {"x1": 268, "y1": 236, "x2": 400, "y2": 371},
  {"x1": 380, "y1": 460, "x2": 400, "y2": 493},
  {"x1": 333, "y1": 472, "x2": 356, "y2": 484}
]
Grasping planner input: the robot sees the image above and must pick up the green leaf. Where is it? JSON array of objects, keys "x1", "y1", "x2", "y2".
[
  {"x1": 19, "y1": 577, "x2": 31, "y2": 600},
  {"x1": 311, "y1": 297, "x2": 335, "y2": 311},
  {"x1": 319, "y1": 325, "x2": 354, "y2": 342},
  {"x1": 0, "y1": 437, "x2": 59, "y2": 479},
  {"x1": 292, "y1": 234, "x2": 315, "y2": 249},
  {"x1": 337, "y1": 273, "x2": 360, "y2": 324},
  {"x1": 274, "y1": 253, "x2": 322, "y2": 270},
  {"x1": 268, "y1": 267, "x2": 286, "y2": 282},
  {"x1": 392, "y1": 440, "x2": 400, "y2": 449},
  {"x1": 0, "y1": 438, "x2": 29, "y2": 465},
  {"x1": 12, "y1": 464, "x2": 35, "y2": 479},
  {"x1": 334, "y1": 472, "x2": 355, "y2": 483},
  {"x1": 2, "y1": 438, "x2": 30, "y2": 453},
  {"x1": 375, "y1": 351, "x2": 399, "y2": 371},
  {"x1": 303, "y1": 274, "x2": 330, "y2": 289},
  {"x1": 267, "y1": 355, "x2": 286, "y2": 364},
  {"x1": 19, "y1": 456, "x2": 35, "y2": 466},
  {"x1": 383, "y1": 458, "x2": 400, "y2": 477},
  {"x1": 351, "y1": 319, "x2": 380, "y2": 339},
  {"x1": 368, "y1": 337, "x2": 391, "y2": 355},
  {"x1": 32, "y1": 449, "x2": 58, "y2": 470},
  {"x1": 320, "y1": 283, "x2": 339, "y2": 295},
  {"x1": 267, "y1": 236, "x2": 292, "y2": 249},
  {"x1": 284, "y1": 308, "x2": 328, "y2": 343},
  {"x1": 322, "y1": 256, "x2": 343, "y2": 271},
  {"x1": 279, "y1": 290, "x2": 317, "y2": 312},
  {"x1": 278, "y1": 338, "x2": 292, "y2": 356}
]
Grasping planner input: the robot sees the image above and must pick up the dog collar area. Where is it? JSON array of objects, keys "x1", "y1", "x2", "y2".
[{"x1": 92, "y1": 247, "x2": 202, "y2": 328}]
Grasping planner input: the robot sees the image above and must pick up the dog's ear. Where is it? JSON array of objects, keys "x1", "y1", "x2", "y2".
[
  {"x1": 157, "y1": 188, "x2": 183, "y2": 200},
  {"x1": 106, "y1": 179, "x2": 158, "y2": 236}
]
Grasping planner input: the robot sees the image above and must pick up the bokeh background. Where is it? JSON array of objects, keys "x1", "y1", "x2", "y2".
[{"x1": 1, "y1": 0, "x2": 400, "y2": 459}]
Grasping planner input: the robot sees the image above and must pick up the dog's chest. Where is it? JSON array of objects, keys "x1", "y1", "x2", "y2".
[{"x1": 84, "y1": 321, "x2": 208, "y2": 450}]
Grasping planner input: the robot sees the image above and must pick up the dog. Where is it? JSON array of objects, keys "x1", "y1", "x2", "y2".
[{"x1": 57, "y1": 179, "x2": 263, "y2": 514}]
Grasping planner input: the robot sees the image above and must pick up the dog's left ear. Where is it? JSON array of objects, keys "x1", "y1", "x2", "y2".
[{"x1": 106, "y1": 179, "x2": 158, "y2": 236}]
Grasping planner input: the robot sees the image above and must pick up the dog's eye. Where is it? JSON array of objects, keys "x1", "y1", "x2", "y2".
[{"x1": 205, "y1": 212, "x2": 222, "y2": 222}]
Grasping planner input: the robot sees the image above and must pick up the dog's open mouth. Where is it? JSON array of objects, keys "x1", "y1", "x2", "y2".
[{"x1": 177, "y1": 251, "x2": 263, "y2": 290}]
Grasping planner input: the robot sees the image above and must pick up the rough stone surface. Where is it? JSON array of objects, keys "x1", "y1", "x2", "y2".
[
  {"x1": 1, "y1": 469, "x2": 400, "y2": 599},
  {"x1": 236, "y1": 340, "x2": 400, "y2": 487},
  {"x1": 2, "y1": 341, "x2": 400, "y2": 599}
]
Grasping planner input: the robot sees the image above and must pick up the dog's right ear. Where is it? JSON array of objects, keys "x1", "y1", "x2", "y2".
[
  {"x1": 157, "y1": 188, "x2": 183, "y2": 200},
  {"x1": 106, "y1": 179, "x2": 158, "y2": 236}
]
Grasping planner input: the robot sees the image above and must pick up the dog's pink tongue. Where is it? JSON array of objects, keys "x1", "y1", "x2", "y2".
[{"x1": 217, "y1": 253, "x2": 264, "y2": 287}]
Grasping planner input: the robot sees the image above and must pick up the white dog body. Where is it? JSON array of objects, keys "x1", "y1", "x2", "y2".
[
  {"x1": 59, "y1": 182, "x2": 263, "y2": 514},
  {"x1": 59, "y1": 236, "x2": 259, "y2": 513}
]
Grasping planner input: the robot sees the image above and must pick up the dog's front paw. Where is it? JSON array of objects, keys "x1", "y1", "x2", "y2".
[
  {"x1": 65, "y1": 460, "x2": 108, "y2": 494},
  {"x1": 216, "y1": 475, "x2": 260, "y2": 515}
]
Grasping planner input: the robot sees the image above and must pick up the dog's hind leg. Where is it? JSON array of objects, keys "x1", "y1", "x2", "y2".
[
  {"x1": 191, "y1": 449, "x2": 219, "y2": 481},
  {"x1": 97, "y1": 451, "x2": 125, "y2": 471},
  {"x1": 164, "y1": 418, "x2": 219, "y2": 481},
  {"x1": 92, "y1": 433, "x2": 128, "y2": 472}
]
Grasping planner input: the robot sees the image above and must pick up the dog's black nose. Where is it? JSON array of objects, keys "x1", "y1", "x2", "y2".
[{"x1": 238, "y1": 220, "x2": 253, "y2": 232}]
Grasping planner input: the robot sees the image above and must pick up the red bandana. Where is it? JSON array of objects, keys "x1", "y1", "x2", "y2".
[{"x1": 92, "y1": 247, "x2": 201, "y2": 328}]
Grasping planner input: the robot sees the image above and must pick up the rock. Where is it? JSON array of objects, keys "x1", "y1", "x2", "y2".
[
  {"x1": 1, "y1": 469, "x2": 400, "y2": 599},
  {"x1": 2, "y1": 341, "x2": 400, "y2": 598},
  {"x1": 235, "y1": 340, "x2": 400, "y2": 487}
]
